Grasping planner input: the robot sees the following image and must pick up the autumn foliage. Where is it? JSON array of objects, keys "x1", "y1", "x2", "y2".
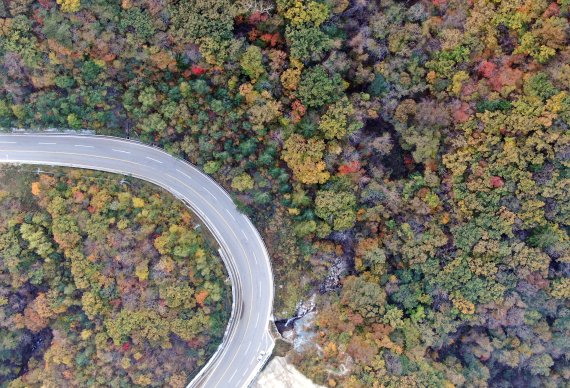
[
  {"x1": 0, "y1": 167, "x2": 229, "y2": 386},
  {"x1": 0, "y1": 0, "x2": 569, "y2": 386}
]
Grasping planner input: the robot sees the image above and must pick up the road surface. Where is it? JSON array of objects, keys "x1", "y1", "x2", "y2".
[{"x1": 0, "y1": 133, "x2": 275, "y2": 387}]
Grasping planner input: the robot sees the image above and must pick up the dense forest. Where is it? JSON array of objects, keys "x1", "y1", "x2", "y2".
[
  {"x1": 0, "y1": 166, "x2": 229, "y2": 387},
  {"x1": 0, "y1": 0, "x2": 569, "y2": 386}
]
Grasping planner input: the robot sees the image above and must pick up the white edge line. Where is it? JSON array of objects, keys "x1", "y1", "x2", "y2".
[{"x1": 0, "y1": 134, "x2": 276, "y2": 386}]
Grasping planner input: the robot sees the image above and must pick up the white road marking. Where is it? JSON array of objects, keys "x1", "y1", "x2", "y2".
[
  {"x1": 74, "y1": 144, "x2": 94, "y2": 148},
  {"x1": 241, "y1": 230, "x2": 249, "y2": 241},
  {"x1": 255, "y1": 312, "x2": 260, "y2": 327},
  {"x1": 0, "y1": 141, "x2": 16, "y2": 144},
  {"x1": 112, "y1": 149, "x2": 130, "y2": 154},
  {"x1": 252, "y1": 251, "x2": 258, "y2": 265},
  {"x1": 245, "y1": 341, "x2": 252, "y2": 354},
  {"x1": 187, "y1": 163, "x2": 205, "y2": 176},
  {"x1": 159, "y1": 170, "x2": 260, "y2": 387},
  {"x1": 0, "y1": 136, "x2": 276, "y2": 388},
  {"x1": 145, "y1": 156, "x2": 163, "y2": 164},
  {"x1": 175, "y1": 168, "x2": 193, "y2": 181},
  {"x1": 258, "y1": 281, "x2": 262, "y2": 295},
  {"x1": 204, "y1": 187, "x2": 217, "y2": 200},
  {"x1": 0, "y1": 150, "x2": 146, "y2": 167},
  {"x1": 38, "y1": 142, "x2": 56, "y2": 145},
  {"x1": 225, "y1": 209, "x2": 236, "y2": 222},
  {"x1": 228, "y1": 369, "x2": 238, "y2": 383}
]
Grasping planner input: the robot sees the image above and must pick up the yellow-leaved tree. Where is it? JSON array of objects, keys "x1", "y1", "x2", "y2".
[
  {"x1": 56, "y1": 0, "x2": 80, "y2": 13},
  {"x1": 282, "y1": 134, "x2": 330, "y2": 185}
]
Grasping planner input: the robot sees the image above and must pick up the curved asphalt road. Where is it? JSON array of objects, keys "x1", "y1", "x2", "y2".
[{"x1": 0, "y1": 133, "x2": 275, "y2": 387}]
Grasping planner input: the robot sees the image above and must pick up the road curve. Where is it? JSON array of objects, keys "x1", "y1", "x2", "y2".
[{"x1": 0, "y1": 133, "x2": 275, "y2": 387}]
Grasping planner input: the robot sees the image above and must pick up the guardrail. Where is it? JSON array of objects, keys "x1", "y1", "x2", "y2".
[{"x1": 2, "y1": 130, "x2": 276, "y2": 387}]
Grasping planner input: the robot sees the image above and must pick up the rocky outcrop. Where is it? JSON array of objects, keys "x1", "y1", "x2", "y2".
[{"x1": 252, "y1": 357, "x2": 324, "y2": 388}]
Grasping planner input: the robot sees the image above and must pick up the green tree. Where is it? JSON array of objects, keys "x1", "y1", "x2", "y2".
[
  {"x1": 318, "y1": 96, "x2": 361, "y2": 140},
  {"x1": 20, "y1": 223, "x2": 54, "y2": 259},
  {"x1": 240, "y1": 45, "x2": 264, "y2": 81},
  {"x1": 341, "y1": 276, "x2": 386, "y2": 321},
  {"x1": 297, "y1": 66, "x2": 345, "y2": 109},
  {"x1": 315, "y1": 190, "x2": 356, "y2": 231},
  {"x1": 119, "y1": 8, "x2": 156, "y2": 42},
  {"x1": 169, "y1": 0, "x2": 236, "y2": 43},
  {"x1": 231, "y1": 173, "x2": 254, "y2": 192},
  {"x1": 286, "y1": 26, "x2": 331, "y2": 63}
]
